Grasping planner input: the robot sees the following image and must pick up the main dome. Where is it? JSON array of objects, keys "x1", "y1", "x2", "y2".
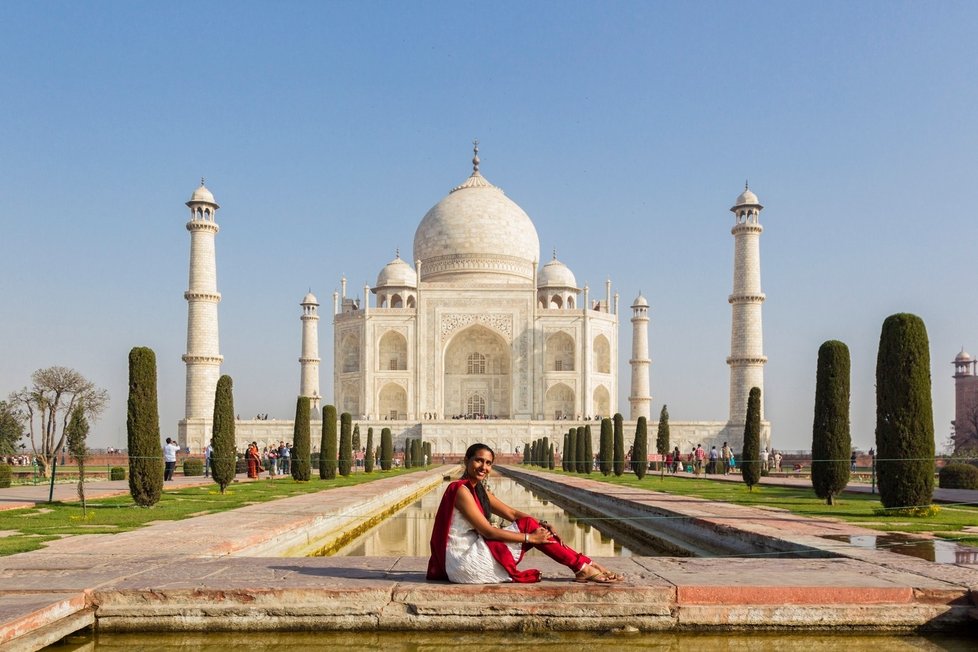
[{"x1": 413, "y1": 158, "x2": 540, "y2": 283}]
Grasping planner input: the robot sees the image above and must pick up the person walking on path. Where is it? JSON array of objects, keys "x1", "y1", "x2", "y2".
[
  {"x1": 694, "y1": 444, "x2": 706, "y2": 476},
  {"x1": 721, "y1": 442, "x2": 732, "y2": 475},
  {"x1": 246, "y1": 442, "x2": 262, "y2": 479},
  {"x1": 427, "y1": 443, "x2": 623, "y2": 585},
  {"x1": 163, "y1": 438, "x2": 179, "y2": 481},
  {"x1": 204, "y1": 440, "x2": 213, "y2": 478}
]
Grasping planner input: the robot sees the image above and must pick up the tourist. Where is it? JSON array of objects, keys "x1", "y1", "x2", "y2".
[
  {"x1": 672, "y1": 446, "x2": 681, "y2": 473},
  {"x1": 280, "y1": 442, "x2": 291, "y2": 475},
  {"x1": 163, "y1": 437, "x2": 179, "y2": 481},
  {"x1": 266, "y1": 446, "x2": 278, "y2": 476},
  {"x1": 773, "y1": 450, "x2": 783, "y2": 473},
  {"x1": 246, "y1": 441, "x2": 262, "y2": 478},
  {"x1": 427, "y1": 443, "x2": 623, "y2": 584},
  {"x1": 204, "y1": 439, "x2": 213, "y2": 478},
  {"x1": 850, "y1": 450, "x2": 857, "y2": 472},
  {"x1": 694, "y1": 444, "x2": 705, "y2": 475},
  {"x1": 721, "y1": 442, "x2": 732, "y2": 475},
  {"x1": 760, "y1": 447, "x2": 769, "y2": 472},
  {"x1": 708, "y1": 446, "x2": 718, "y2": 474}
]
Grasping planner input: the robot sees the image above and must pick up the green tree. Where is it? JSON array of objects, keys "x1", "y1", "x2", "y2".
[
  {"x1": 292, "y1": 396, "x2": 311, "y2": 481},
  {"x1": 365, "y1": 427, "x2": 374, "y2": 473},
  {"x1": 562, "y1": 432, "x2": 570, "y2": 471},
  {"x1": 742, "y1": 387, "x2": 762, "y2": 491},
  {"x1": 352, "y1": 423, "x2": 361, "y2": 456},
  {"x1": 542, "y1": 437, "x2": 549, "y2": 470},
  {"x1": 567, "y1": 428, "x2": 577, "y2": 472},
  {"x1": 575, "y1": 426, "x2": 586, "y2": 473},
  {"x1": 876, "y1": 313, "x2": 935, "y2": 509},
  {"x1": 66, "y1": 402, "x2": 90, "y2": 515},
  {"x1": 210, "y1": 374, "x2": 236, "y2": 494},
  {"x1": 812, "y1": 341, "x2": 852, "y2": 505},
  {"x1": 0, "y1": 401, "x2": 24, "y2": 455},
  {"x1": 632, "y1": 416, "x2": 648, "y2": 479},
  {"x1": 424, "y1": 441, "x2": 431, "y2": 467},
  {"x1": 582, "y1": 425, "x2": 593, "y2": 475},
  {"x1": 380, "y1": 427, "x2": 393, "y2": 470},
  {"x1": 548, "y1": 442, "x2": 555, "y2": 469},
  {"x1": 523, "y1": 443, "x2": 531, "y2": 465},
  {"x1": 656, "y1": 405, "x2": 670, "y2": 472},
  {"x1": 599, "y1": 417, "x2": 613, "y2": 475},
  {"x1": 405, "y1": 438, "x2": 413, "y2": 468},
  {"x1": 339, "y1": 412, "x2": 352, "y2": 476},
  {"x1": 126, "y1": 348, "x2": 163, "y2": 505},
  {"x1": 321, "y1": 405, "x2": 337, "y2": 480},
  {"x1": 413, "y1": 437, "x2": 423, "y2": 467},
  {"x1": 613, "y1": 413, "x2": 625, "y2": 476}
]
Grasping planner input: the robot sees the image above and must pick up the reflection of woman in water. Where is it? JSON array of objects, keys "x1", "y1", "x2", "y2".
[{"x1": 427, "y1": 443, "x2": 623, "y2": 584}]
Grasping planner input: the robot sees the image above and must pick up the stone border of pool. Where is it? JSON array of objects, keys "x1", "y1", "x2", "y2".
[{"x1": 1, "y1": 466, "x2": 976, "y2": 650}]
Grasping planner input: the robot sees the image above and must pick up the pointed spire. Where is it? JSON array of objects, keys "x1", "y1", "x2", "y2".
[
  {"x1": 552, "y1": 247, "x2": 557, "y2": 261},
  {"x1": 395, "y1": 247, "x2": 400, "y2": 259},
  {"x1": 472, "y1": 139, "x2": 480, "y2": 174},
  {"x1": 745, "y1": 179, "x2": 749, "y2": 190}
]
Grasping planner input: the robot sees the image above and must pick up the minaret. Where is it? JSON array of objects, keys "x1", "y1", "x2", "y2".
[
  {"x1": 726, "y1": 183, "x2": 767, "y2": 424},
  {"x1": 629, "y1": 293, "x2": 652, "y2": 420},
  {"x1": 182, "y1": 179, "x2": 223, "y2": 426},
  {"x1": 299, "y1": 291, "x2": 321, "y2": 412},
  {"x1": 952, "y1": 348, "x2": 978, "y2": 452}
]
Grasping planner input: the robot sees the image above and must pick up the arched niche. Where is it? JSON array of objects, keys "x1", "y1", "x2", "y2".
[
  {"x1": 545, "y1": 383, "x2": 575, "y2": 420},
  {"x1": 545, "y1": 331, "x2": 575, "y2": 371},
  {"x1": 443, "y1": 325, "x2": 510, "y2": 418},
  {"x1": 592, "y1": 385, "x2": 610, "y2": 418},
  {"x1": 378, "y1": 330, "x2": 408, "y2": 371},
  {"x1": 340, "y1": 333, "x2": 361, "y2": 373},
  {"x1": 378, "y1": 382, "x2": 407, "y2": 420},
  {"x1": 593, "y1": 334, "x2": 611, "y2": 374}
]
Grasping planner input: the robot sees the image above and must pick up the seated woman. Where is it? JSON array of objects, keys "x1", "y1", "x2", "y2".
[{"x1": 427, "y1": 443, "x2": 622, "y2": 584}]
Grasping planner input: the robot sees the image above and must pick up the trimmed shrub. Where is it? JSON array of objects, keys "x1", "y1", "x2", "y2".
[
  {"x1": 365, "y1": 428, "x2": 374, "y2": 473},
  {"x1": 567, "y1": 428, "x2": 577, "y2": 472},
  {"x1": 524, "y1": 443, "x2": 531, "y2": 465},
  {"x1": 582, "y1": 426, "x2": 593, "y2": 475},
  {"x1": 541, "y1": 437, "x2": 549, "y2": 470},
  {"x1": 183, "y1": 458, "x2": 204, "y2": 477},
  {"x1": 939, "y1": 463, "x2": 978, "y2": 490},
  {"x1": 575, "y1": 426, "x2": 586, "y2": 473},
  {"x1": 292, "y1": 396, "x2": 311, "y2": 481},
  {"x1": 380, "y1": 427, "x2": 393, "y2": 471},
  {"x1": 811, "y1": 340, "x2": 851, "y2": 505},
  {"x1": 613, "y1": 413, "x2": 625, "y2": 476},
  {"x1": 352, "y1": 424, "x2": 361, "y2": 457},
  {"x1": 110, "y1": 466, "x2": 126, "y2": 481},
  {"x1": 211, "y1": 375, "x2": 237, "y2": 493},
  {"x1": 599, "y1": 417, "x2": 613, "y2": 475},
  {"x1": 656, "y1": 405, "x2": 670, "y2": 471},
  {"x1": 126, "y1": 347, "x2": 164, "y2": 506},
  {"x1": 405, "y1": 438, "x2": 413, "y2": 468},
  {"x1": 632, "y1": 416, "x2": 648, "y2": 479},
  {"x1": 548, "y1": 443, "x2": 555, "y2": 469},
  {"x1": 561, "y1": 432, "x2": 570, "y2": 471},
  {"x1": 413, "y1": 438, "x2": 423, "y2": 467},
  {"x1": 321, "y1": 405, "x2": 337, "y2": 480},
  {"x1": 0, "y1": 464, "x2": 11, "y2": 488},
  {"x1": 339, "y1": 412, "x2": 352, "y2": 476},
  {"x1": 742, "y1": 387, "x2": 762, "y2": 491},
  {"x1": 875, "y1": 313, "x2": 935, "y2": 509}
]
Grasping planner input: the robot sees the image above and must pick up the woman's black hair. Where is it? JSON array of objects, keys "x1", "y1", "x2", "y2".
[
  {"x1": 464, "y1": 443, "x2": 494, "y2": 461},
  {"x1": 463, "y1": 443, "x2": 494, "y2": 516}
]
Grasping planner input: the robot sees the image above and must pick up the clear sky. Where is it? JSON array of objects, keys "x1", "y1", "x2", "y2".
[{"x1": 2, "y1": 2, "x2": 975, "y2": 452}]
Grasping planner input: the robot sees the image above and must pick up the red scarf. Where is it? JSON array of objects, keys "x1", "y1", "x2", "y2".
[{"x1": 426, "y1": 479, "x2": 540, "y2": 583}]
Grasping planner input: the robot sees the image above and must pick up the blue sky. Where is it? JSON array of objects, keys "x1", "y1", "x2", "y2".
[{"x1": 1, "y1": 2, "x2": 975, "y2": 451}]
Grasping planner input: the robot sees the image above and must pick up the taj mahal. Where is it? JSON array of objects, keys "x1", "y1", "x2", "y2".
[{"x1": 178, "y1": 144, "x2": 771, "y2": 456}]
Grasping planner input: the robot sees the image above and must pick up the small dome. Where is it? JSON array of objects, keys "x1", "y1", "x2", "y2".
[
  {"x1": 301, "y1": 291, "x2": 318, "y2": 305},
  {"x1": 537, "y1": 256, "x2": 577, "y2": 289},
  {"x1": 632, "y1": 293, "x2": 649, "y2": 308},
  {"x1": 733, "y1": 186, "x2": 760, "y2": 207},
  {"x1": 375, "y1": 255, "x2": 417, "y2": 289},
  {"x1": 955, "y1": 348, "x2": 972, "y2": 363},
  {"x1": 188, "y1": 179, "x2": 217, "y2": 206}
]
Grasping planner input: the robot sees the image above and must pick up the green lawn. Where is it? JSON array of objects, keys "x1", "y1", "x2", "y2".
[
  {"x1": 535, "y1": 468, "x2": 978, "y2": 546},
  {"x1": 0, "y1": 469, "x2": 415, "y2": 556}
]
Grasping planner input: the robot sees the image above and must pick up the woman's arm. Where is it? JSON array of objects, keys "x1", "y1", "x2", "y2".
[{"x1": 454, "y1": 487, "x2": 549, "y2": 545}]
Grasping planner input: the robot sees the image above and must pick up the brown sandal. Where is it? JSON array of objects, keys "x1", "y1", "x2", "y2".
[
  {"x1": 587, "y1": 564, "x2": 624, "y2": 582},
  {"x1": 574, "y1": 567, "x2": 617, "y2": 584}
]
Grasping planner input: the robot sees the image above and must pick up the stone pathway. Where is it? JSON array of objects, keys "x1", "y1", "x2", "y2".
[{"x1": 0, "y1": 465, "x2": 975, "y2": 649}]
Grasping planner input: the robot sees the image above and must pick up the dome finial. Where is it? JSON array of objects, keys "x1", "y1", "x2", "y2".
[
  {"x1": 395, "y1": 247, "x2": 400, "y2": 259},
  {"x1": 472, "y1": 139, "x2": 480, "y2": 173},
  {"x1": 745, "y1": 179, "x2": 749, "y2": 191},
  {"x1": 201, "y1": 177, "x2": 206, "y2": 187},
  {"x1": 552, "y1": 247, "x2": 557, "y2": 261}
]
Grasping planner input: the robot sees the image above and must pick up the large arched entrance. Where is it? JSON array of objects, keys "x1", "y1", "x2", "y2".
[{"x1": 443, "y1": 325, "x2": 511, "y2": 418}]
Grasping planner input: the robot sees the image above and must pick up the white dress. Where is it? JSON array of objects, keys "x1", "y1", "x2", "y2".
[{"x1": 443, "y1": 508, "x2": 523, "y2": 584}]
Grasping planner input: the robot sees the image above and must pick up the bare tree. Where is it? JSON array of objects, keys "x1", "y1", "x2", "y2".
[{"x1": 9, "y1": 367, "x2": 108, "y2": 477}]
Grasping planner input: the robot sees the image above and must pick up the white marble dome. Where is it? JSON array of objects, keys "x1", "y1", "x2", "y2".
[
  {"x1": 189, "y1": 180, "x2": 217, "y2": 205},
  {"x1": 301, "y1": 291, "x2": 318, "y2": 305},
  {"x1": 376, "y1": 255, "x2": 417, "y2": 288},
  {"x1": 955, "y1": 348, "x2": 973, "y2": 363},
  {"x1": 632, "y1": 293, "x2": 649, "y2": 308},
  {"x1": 413, "y1": 169, "x2": 540, "y2": 283},
  {"x1": 537, "y1": 256, "x2": 577, "y2": 289},
  {"x1": 734, "y1": 187, "x2": 760, "y2": 206}
]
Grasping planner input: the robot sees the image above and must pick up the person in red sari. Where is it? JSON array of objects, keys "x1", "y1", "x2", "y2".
[
  {"x1": 427, "y1": 443, "x2": 622, "y2": 584},
  {"x1": 246, "y1": 441, "x2": 262, "y2": 479}
]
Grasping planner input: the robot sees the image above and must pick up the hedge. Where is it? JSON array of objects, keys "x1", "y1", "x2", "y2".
[
  {"x1": 939, "y1": 463, "x2": 978, "y2": 490},
  {"x1": 0, "y1": 464, "x2": 11, "y2": 488},
  {"x1": 183, "y1": 458, "x2": 204, "y2": 477}
]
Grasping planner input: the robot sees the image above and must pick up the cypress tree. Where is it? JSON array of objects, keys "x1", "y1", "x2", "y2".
[
  {"x1": 583, "y1": 425, "x2": 593, "y2": 474},
  {"x1": 812, "y1": 340, "x2": 852, "y2": 505},
  {"x1": 632, "y1": 416, "x2": 648, "y2": 479},
  {"x1": 321, "y1": 404, "x2": 337, "y2": 479},
  {"x1": 535, "y1": 439, "x2": 541, "y2": 466},
  {"x1": 548, "y1": 443, "x2": 555, "y2": 469},
  {"x1": 380, "y1": 427, "x2": 393, "y2": 470},
  {"x1": 127, "y1": 347, "x2": 164, "y2": 506},
  {"x1": 599, "y1": 417, "x2": 613, "y2": 475},
  {"x1": 211, "y1": 374, "x2": 236, "y2": 494},
  {"x1": 424, "y1": 441, "x2": 431, "y2": 466},
  {"x1": 413, "y1": 437, "x2": 423, "y2": 468},
  {"x1": 876, "y1": 314, "x2": 935, "y2": 509},
  {"x1": 742, "y1": 387, "x2": 762, "y2": 491},
  {"x1": 339, "y1": 412, "x2": 353, "y2": 476},
  {"x1": 404, "y1": 438, "x2": 413, "y2": 468},
  {"x1": 562, "y1": 432, "x2": 570, "y2": 471},
  {"x1": 66, "y1": 402, "x2": 90, "y2": 514},
  {"x1": 292, "y1": 396, "x2": 311, "y2": 481},
  {"x1": 613, "y1": 413, "x2": 625, "y2": 476},
  {"x1": 523, "y1": 443, "x2": 531, "y2": 465},
  {"x1": 656, "y1": 405, "x2": 670, "y2": 472},
  {"x1": 542, "y1": 437, "x2": 550, "y2": 469},
  {"x1": 575, "y1": 426, "x2": 586, "y2": 473},
  {"x1": 365, "y1": 427, "x2": 374, "y2": 473},
  {"x1": 352, "y1": 423, "x2": 361, "y2": 457},
  {"x1": 568, "y1": 428, "x2": 577, "y2": 472}
]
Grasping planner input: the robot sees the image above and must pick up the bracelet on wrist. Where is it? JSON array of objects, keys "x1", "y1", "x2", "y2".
[{"x1": 524, "y1": 533, "x2": 529, "y2": 544}]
